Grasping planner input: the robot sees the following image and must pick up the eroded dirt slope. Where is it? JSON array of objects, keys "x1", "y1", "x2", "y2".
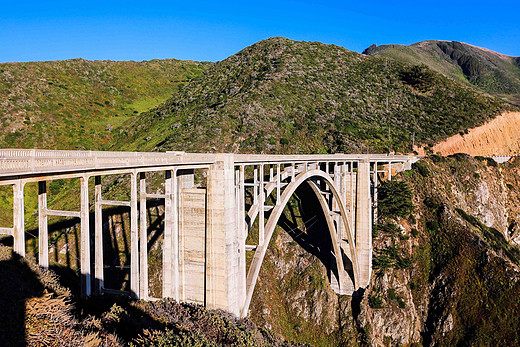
[{"x1": 416, "y1": 111, "x2": 520, "y2": 156}]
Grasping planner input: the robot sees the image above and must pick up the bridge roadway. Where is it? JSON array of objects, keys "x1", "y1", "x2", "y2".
[{"x1": 0, "y1": 149, "x2": 418, "y2": 317}]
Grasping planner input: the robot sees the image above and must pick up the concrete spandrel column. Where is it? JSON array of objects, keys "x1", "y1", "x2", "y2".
[
  {"x1": 331, "y1": 164, "x2": 343, "y2": 244},
  {"x1": 94, "y1": 176, "x2": 103, "y2": 294},
  {"x1": 80, "y1": 175, "x2": 91, "y2": 297},
  {"x1": 164, "y1": 169, "x2": 180, "y2": 301},
  {"x1": 206, "y1": 154, "x2": 242, "y2": 316},
  {"x1": 13, "y1": 181, "x2": 25, "y2": 257},
  {"x1": 258, "y1": 164, "x2": 265, "y2": 246},
  {"x1": 238, "y1": 165, "x2": 246, "y2": 311},
  {"x1": 139, "y1": 172, "x2": 148, "y2": 299},
  {"x1": 163, "y1": 170, "x2": 173, "y2": 298},
  {"x1": 355, "y1": 159, "x2": 372, "y2": 288},
  {"x1": 38, "y1": 181, "x2": 48, "y2": 267},
  {"x1": 130, "y1": 172, "x2": 139, "y2": 298}
]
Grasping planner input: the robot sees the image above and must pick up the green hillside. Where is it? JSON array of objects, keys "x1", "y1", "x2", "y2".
[
  {"x1": 364, "y1": 40, "x2": 520, "y2": 105},
  {"x1": 115, "y1": 38, "x2": 513, "y2": 154},
  {"x1": 0, "y1": 58, "x2": 211, "y2": 149}
]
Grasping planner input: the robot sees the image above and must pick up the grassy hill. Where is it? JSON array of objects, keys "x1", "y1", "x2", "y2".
[
  {"x1": 114, "y1": 37, "x2": 513, "y2": 154},
  {"x1": 0, "y1": 58, "x2": 211, "y2": 149},
  {"x1": 364, "y1": 40, "x2": 520, "y2": 105}
]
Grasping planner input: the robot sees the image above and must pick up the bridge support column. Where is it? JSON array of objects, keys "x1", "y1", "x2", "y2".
[
  {"x1": 130, "y1": 172, "x2": 139, "y2": 298},
  {"x1": 356, "y1": 159, "x2": 372, "y2": 288},
  {"x1": 94, "y1": 176, "x2": 103, "y2": 294},
  {"x1": 80, "y1": 175, "x2": 91, "y2": 297},
  {"x1": 13, "y1": 181, "x2": 25, "y2": 257},
  {"x1": 38, "y1": 181, "x2": 48, "y2": 267},
  {"x1": 139, "y1": 173, "x2": 148, "y2": 299},
  {"x1": 206, "y1": 154, "x2": 243, "y2": 316},
  {"x1": 164, "y1": 169, "x2": 180, "y2": 300}
]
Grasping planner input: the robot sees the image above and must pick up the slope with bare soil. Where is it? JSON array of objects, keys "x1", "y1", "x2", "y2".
[{"x1": 416, "y1": 111, "x2": 520, "y2": 156}]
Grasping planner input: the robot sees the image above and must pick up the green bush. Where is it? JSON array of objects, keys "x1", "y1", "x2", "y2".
[
  {"x1": 279, "y1": 137, "x2": 289, "y2": 145},
  {"x1": 399, "y1": 64, "x2": 436, "y2": 92},
  {"x1": 130, "y1": 329, "x2": 216, "y2": 347},
  {"x1": 426, "y1": 220, "x2": 439, "y2": 233},
  {"x1": 378, "y1": 180, "x2": 414, "y2": 219},
  {"x1": 373, "y1": 244, "x2": 412, "y2": 269},
  {"x1": 368, "y1": 295, "x2": 384, "y2": 309},
  {"x1": 397, "y1": 297, "x2": 406, "y2": 309}
]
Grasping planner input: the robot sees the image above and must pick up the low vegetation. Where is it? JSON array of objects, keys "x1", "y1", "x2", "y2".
[{"x1": 0, "y1": 59, "x2": 211, "y2": 149}]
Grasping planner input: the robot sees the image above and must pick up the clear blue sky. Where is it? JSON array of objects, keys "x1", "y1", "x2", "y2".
[{"x1": 1, "y1": 0, "x2": 519, "y2": 63}]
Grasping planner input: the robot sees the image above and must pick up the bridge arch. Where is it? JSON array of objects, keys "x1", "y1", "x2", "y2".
[{"x1": 241, "y1": 169, "x2": 360, "y2": 316}]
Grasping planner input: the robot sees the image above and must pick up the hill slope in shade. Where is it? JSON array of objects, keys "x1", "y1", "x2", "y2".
[
  {"x1": 115, "y1": 37, "x2": 513, "y2": 154},
  {"x1": 0, "y1": 58, "x2": 211, "y2": 149},
  {"x1": 365, "y1": 40, "x2": 520, "y2": 105}
]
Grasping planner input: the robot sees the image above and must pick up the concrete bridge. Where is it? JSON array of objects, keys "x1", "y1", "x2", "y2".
[{"x1": 0, "y1": 149, "x2": 418, "y2": 317}]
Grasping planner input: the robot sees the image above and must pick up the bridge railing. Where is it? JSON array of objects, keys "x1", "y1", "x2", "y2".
[
  {"x1": 0, "y1": 150, "x2": 188, "y2": 177},
  {"x1": 0, "y1": 149, "x2": 420, "y2": 178}
]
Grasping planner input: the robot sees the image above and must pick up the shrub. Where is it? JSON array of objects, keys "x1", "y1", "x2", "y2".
[
  {"x1": 399, "y1": 64, "x2": 436, "y2": 92},
  {"x1": 413, "y1": 161, "x2": 429, "y2": 177},
  {"x1": 368, "y1": 295, "x2": 384, "y2": 309},
  {"x1": 378, "y1": 180, "x2": 414, "y2": 219},
  {"x1": 426, "y1": 220, "x2": 439, "y2": 233},
  {"x1": 397, "y1": 297, "x2": 406, "y2": 309}
]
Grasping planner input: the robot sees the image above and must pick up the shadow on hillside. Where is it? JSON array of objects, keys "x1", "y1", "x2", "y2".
[
  {"x1": 0, "y1": 250, "x2": 42, "y2": 346},
  {"x1": 0, "y1": 246, "x2": 169, "y2": 345},
  {"x1": 17, "y1": 198, "x2": 166, "y2": 297}
]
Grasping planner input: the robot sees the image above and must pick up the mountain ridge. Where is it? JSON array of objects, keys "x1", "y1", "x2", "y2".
[{"x1": 364, "y1": 40, "x2": 520, "y2": 105}]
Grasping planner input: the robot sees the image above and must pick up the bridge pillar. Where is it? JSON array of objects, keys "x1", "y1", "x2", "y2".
[
  {"x1": 356, "y1": 159, "x2": 372, "y2": 288},
  {"x1": 80, "y1": 175, "x2": 91, "y2": 297},
  {"x1": 13, "y1": 180, "x2": 25, "y2": 257},
  {"x1": 206, "y1": 154, "x2": 243, "y2": 316}
]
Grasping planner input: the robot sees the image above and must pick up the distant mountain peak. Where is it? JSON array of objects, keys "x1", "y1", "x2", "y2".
[
  {"x1": 365, "y1": 39, "x2": 520, "y2": 104},
  {"x1": 362, "y1": 43, "x2": 377, "y2": 55}
]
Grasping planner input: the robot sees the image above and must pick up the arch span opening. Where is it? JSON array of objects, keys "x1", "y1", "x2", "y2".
[{"x1": 242, "y1": 169, "x2": 359, "y2": 316}]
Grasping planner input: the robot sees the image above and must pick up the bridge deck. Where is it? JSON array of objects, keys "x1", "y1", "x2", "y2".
[{"x1": 0, "y1": 149, "x2": 418, "y2": 180}]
